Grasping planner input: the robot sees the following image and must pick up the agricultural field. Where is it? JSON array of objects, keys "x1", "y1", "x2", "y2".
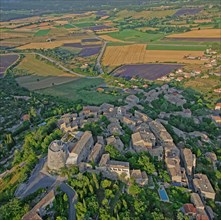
[
  {"x1": 102, "y1": 44, "x2": 204, "y2": 67},
  {"x1": 16, "y1": 40, "x2": 82, "y2": 50},
  {"x1": 0, "y1": 54, "x2": 19, "y2": 76},
  {"x1": 39, "y1": 78, "x2": 123, "y2": 105},
  {"x1": 14, "y1": 54, "x2": 78, "y2": 90},
  {"x1": 166, "y1": 29, "x2": 221, "y2": 41},
  {"x1": 16, "y1": 75, "x2": 77, "y2": 91},
  {"x1": 107, "y1": 29, "x2": 164, "y2": 43},
  {"x1": 34, "y1": 29, "x2": 51, "y2": 36},
  {"x1": 174, "y1": 8, "x2": 202, "y2": 16},
  {"x1": 99, "y1": 35, "x2": 125, "y2": 42},
  {"x1": 79, "y1": 46, "x2": 101, "y2": 57},
  {"x1": 147, "y1": 44, "x2": 207, "y2": 51},
  {"x1": 182, "y1": 75, "x2": 221, "y2": 104},
  {"x1": 115, "y1": 9, "x2": 176, "y2": 20},
  {"x1": 113, "y1": 64, "x2": 183, "y2": 80}
]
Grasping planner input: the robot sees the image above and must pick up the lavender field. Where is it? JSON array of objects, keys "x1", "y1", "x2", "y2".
[
  {"x1": 174, "y1": 8, "x2": 202, "y2": 16},
  {"x1": 79, "y1": 47, "x2": 101, "y2": 57},
  {"x1": 113, "y1": 64, "x2": 183, "y2": 80},
  {"x1": 0, "y1": 54, "x2": 19, "y2": 77}
]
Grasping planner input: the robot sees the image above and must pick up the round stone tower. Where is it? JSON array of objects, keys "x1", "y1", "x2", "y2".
[{"x1": 47, "y1": 140, "x2": 67, "y2": 171}]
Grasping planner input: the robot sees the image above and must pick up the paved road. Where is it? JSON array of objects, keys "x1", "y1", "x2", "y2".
[
  {"x1": 8, "y1": 50, "x2": 106, "y2": 79},
  {"x1": 60, "y1": 183, "x2": 77, "y2": 220},
  {"x1": 95, "y1": 40, "x2": 107, "y2": 75},
  {"x1": 15, "y1": 157, "x2": 56, "y2": 198}
]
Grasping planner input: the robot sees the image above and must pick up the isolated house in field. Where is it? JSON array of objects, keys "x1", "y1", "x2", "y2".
[
  {"x1": 66, "y1": 131, "x2": 94, "y2": 165},
  {"x1": 193, "y1": 173, "x2": 216, "y2": 200}
]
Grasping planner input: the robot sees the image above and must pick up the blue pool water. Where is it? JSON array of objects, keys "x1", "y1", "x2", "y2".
[{"x1": 158, "y1": 188, "x2": 169, "y2": 202}]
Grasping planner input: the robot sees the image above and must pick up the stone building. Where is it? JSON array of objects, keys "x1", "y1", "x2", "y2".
[
  {"x1": 193, "y1": 173, "x2": 216, "y2": 200},
  {"x1": 132, "y1": 131, "x2": 156, "y2": 152},
  {"x1": 130, "y1": 169, "x2": 148, "y2": 186},
  {"x1": 47, "y1": 140, "x2": 67, "y2": 171},
  {"x1": 88, "y1": 142, "x2": 104, "y2": 164},
  {"x1": 181, "y1": 148, "x2": 196, "y2": 176},
  {"x1": 66, "y1": 131, "x2": 94, "y2": 165}
]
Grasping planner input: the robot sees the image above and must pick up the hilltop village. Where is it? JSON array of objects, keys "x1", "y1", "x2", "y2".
[{"x1": 19, "y1": 83, "x2": 221, "y2": 220}]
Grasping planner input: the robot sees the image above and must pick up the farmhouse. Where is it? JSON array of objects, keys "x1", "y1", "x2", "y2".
[{"x1": 193, "y1": 173, "x2": 216, "y2": 200}]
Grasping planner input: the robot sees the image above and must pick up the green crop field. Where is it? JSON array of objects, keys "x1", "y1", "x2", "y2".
[
  {"x1": 74, "y1": 22, "x2": 96, "y2": 28},
  {"x1": 107, "y1": 29, "x2": 164, "y2": 43},
  {"x1": 34, "y1": 29, "x2": 51, "y2": 36},
  {"x1": 64, "y1": 24, "x2": 75, "y2": 29},
  {"x1": 39, "y1": 78, "x2": 123, "y2": 105},
  {"x1": 147, "y1": 44, "x2": 207, "y2": 51}
]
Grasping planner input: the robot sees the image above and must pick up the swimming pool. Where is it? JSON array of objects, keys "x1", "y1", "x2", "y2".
[{"x1": 158, "y1": 188, "x2": 169, "y2": 202}]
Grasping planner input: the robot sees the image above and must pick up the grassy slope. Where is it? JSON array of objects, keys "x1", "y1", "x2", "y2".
[{"x1": 39, "y1": 78, "x2": 122, "y2": 105}]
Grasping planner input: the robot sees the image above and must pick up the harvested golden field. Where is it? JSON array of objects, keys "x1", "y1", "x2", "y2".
[
  {"x1": 99, "y1": 35, "x2": 124, "y2": 42},
  {"x1": 136, "y1": 27, "x2": 158, "y2": 32},
  {"x1": 194, "y1": 19, "x2": 212, "y2": 23},
  {"x1": 16, "y1": 54, "x2": 74, "y2": 76},
  {"x1": 17, "y1": 39, "x2": 81, "y2": 49},
  {"x1": 167, "y1": 29, "x2": 221, "y2": 38},
  {"x1": 0, "y1": 31, "x2": 32, "y2": 39},
  {"x1": 102, "y1": 44, "x2": 204, "y2": 66},
  {"x1": 54, "y1": 20, "x2": 69, "y2": 25}
]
